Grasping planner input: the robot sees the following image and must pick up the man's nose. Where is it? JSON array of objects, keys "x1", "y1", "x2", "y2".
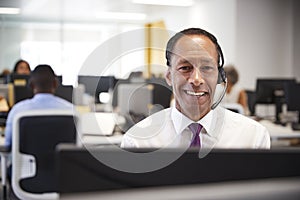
[{"x1": 188, "y1": 68, "x2": 204, "y2": 86}]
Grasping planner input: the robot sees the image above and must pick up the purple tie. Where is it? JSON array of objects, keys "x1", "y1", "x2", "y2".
[{"x1": 188, "y1": 123, "x2": 202, "y2": 147}]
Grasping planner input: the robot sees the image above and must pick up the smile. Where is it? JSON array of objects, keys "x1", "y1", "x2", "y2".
[{"x1": 186, "y1": 90, "x2": 206, "y2": 96}]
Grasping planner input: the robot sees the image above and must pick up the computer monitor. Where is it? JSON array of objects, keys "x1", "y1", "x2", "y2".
[
  {"x1": 78, "y1": 75, "x2": 99, "y2": 96},
  {"x1": 147, "y1": 77, "x2": 173, "y2": 109},
  {"x1": 55, "y1": 85, "x2": 73, "y2": 103},
  {"x1": 255, "y1": 78, "x2": 296, "y2": 123},
  {"x1": 78, "y1": 76, "x2": 116, "y2": 103},
  {"x1": 13, "y1": 85, "x2": 34, "y2": 104},
  {"x1": 13, "y1": 85, "x2": 73, "y2": 105},
  {"x1": 95, "y1": 76, "x2": 116, "y2": 103},
  {"x1": 0, "y1": 75, "x2": 9, "y2": 84},
  {"x1": 55, "y1": 145, "x2": 300, "y2": 193},
  {"x1": 117, "y1": 83, "x2": 152, "y2": 117},
  {"x1": 285, "y1": 82, "x2": 300, "y2": 123},
  {"x1": 7, "y1": 74, "x2": 31, "y2": 86},
  {"x1": 111, "y1": 78, "x2": 130, "y2": 108}
]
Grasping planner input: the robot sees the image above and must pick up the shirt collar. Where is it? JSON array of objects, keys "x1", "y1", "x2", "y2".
[
  {"x1": 33, "y1": 93, "x2": 55, "y2": 98},
  {"x1": 171, "y1": 105, "x2": 216, "y2": 137}
]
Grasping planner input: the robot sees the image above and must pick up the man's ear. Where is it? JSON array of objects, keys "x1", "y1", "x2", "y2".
[
  {"x1": 28, "y1": 79, "x2": 34, "y2": 90},
  {"x1": 53, "y1": 78, "x2": 59, "y2": 89},
  {"x1": 29, "y1": 81, "x2": 34, "y2": 90},
  {"x1": 165, "y1": 68, "x2": 172, "y2": 86}
]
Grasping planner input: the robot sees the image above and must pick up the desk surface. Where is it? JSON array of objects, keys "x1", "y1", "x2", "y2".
[
  {"x1": 259, "y1": 120, "x2": 300, "y2": 140},
  {"x1": 81, "y1": 134, "x2": 123, "y2": 146}
]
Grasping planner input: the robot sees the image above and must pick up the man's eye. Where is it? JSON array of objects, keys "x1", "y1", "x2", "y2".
[
  {"x1": 178, "y1": 66, "x2": 192, "y2": 72},
  {"x1": 201, "y1": 66, "x2": 214, "y2": 71}
]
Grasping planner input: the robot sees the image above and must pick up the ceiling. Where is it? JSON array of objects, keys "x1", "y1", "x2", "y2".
[{"x1": 0, "y1": 0, "x2": 192, "y2": 24}]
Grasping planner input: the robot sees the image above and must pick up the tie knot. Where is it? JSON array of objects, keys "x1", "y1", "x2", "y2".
[{"x1": 188, "y1": 123, "x2": 202, "y2": 135}]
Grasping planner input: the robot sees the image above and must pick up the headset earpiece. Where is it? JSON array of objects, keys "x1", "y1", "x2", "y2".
[{"x1": 217, "y1": 67, "x2": 226, "y2": 84}]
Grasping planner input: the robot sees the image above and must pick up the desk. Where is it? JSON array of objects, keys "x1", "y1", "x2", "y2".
[
  {"x1": 259, "y1": 120, "x2": 300, "y2": 140},
  {"x1": 80, "y1": 112, "x2": 124, "y2": 146},
  {"x1": 81, "y1": 134, "x2": 123, "y2": 146}
]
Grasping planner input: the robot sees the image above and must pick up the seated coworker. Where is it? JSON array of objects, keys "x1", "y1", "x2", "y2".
[
  {"x1": 222, "y1": 65, "x2": 249, "y2": 115},
  {"x1": 12, "y1": 59, "x2": 31, "y2": 75},
  {"x1": 121, "y1": 28, "x2": 270, "y2": 149},
  {"x1": 4, "y1": 64, "x2": 73, "y2": 148}
]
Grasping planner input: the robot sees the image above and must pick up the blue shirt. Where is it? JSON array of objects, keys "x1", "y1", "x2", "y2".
[{"x1": 4, "y1": 93, "x2": 73, "y2": 148}]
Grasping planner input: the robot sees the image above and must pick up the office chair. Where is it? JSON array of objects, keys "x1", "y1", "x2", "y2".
[{"x1": 11, "y1": 109, "x2": 80, "y2": 200}]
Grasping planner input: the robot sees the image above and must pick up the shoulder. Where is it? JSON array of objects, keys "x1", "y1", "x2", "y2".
[
  {"x1": 123, "y1": 108, "x2": 172, "y2": 138},
  {"x1": 6, "y1": 99, "x2": 33, "y2": 123},
  {"x1": 8, "y1": 99, "x2": 31, "y2": 113},
  {"x1": 121, "y1": 108, "x2": 173, "y2": 148},
  {"x1": 53, "y1": 96, "x2": 73, "y2": 107},
  {"x1": 225, "y1": 107, "x2": 263, "y2": 126},
  {"x1": 216, "y1": 106, "x2": 267, "y2": 131},
  {"x1": 127, "y1": 108, "x2": 172, "y2": 132},
  {"x1": 215, "y1": 107, "x2": 270, "y2": 148}
]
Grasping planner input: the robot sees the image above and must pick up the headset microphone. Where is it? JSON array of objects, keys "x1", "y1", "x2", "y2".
[
  {"x1": 211, "y1": 67, "x2": 227, "y2": 110},
  {"x1": 211, "y1": 79, "x2": 227, "y2": 110}
]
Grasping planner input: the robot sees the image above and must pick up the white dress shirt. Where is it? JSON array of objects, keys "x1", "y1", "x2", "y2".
[{"x1": 121, "y1": 106, "x2": 270, "y2": 149}]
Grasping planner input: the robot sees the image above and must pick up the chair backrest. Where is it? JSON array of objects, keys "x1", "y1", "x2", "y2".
[{"x1": 12, "y1": 109, "x2": 80, "y2": 200}]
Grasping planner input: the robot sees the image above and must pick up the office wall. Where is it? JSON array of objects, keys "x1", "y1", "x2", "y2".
[
  {"x1": 236, "y1": 0, "x2": 295, "y2": 90},
  {"x1": 293, "y1": 0, "x2": 300, "y2": 81},
  {"x1": 186, "y1": 0, "x2": 297, "y2": 90},
  {"x1": 188, "y1": 0, "x2": 237, "y2": 66},
  {"x1": 0, "y1": 26, "x2": 23, "y2": 70}
]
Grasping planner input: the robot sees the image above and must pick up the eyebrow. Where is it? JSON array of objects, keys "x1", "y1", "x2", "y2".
[{"x1": 176, "y1": 57, "x2": 215, "y2": 65}]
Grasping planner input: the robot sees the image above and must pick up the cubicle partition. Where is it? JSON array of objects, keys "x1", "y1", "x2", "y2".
[{"x1": 55, "y1": 145, "x2": 300, "y2": 194}]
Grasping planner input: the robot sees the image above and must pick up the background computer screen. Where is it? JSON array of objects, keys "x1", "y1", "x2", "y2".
[
  {"x1": 78, "y1": 75, "x2": 116, "y2": 103},
  {"x1": 147, "y1": 77, "x2": 172, "y2": 109},
  {"x1": 255, "y1": 78, "x2": 296, "y2": 123},
  {"x1": 78, "y1": 76, "x2": 99, "y2": 96},
  {"x1": 13, "y1": 85, "x2": 34, "y2": 104},
  {"x1": 285, "y1": 82, "x2": 300, "y2": 122},
  {"x1": 55, "y1": 85, "x2": 73, "y2": 103},
  {"x1": 8, "y1": 74, "x2": 31, "y2": 86},
  {"x1": 255, "y1": 78, "x2": 296, "y2": 104},
  {"x1": 95, "y1": 76, "x2": 116, "y2": 103}
]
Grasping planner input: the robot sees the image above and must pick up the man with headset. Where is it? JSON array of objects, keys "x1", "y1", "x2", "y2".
[{"x1": 121, "y1": 28, "x2": 270, "y2": 149}]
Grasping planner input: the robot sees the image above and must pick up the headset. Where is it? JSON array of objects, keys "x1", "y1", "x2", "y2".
[
  {"x1": 217, "y1": 67, "x2": 226, "y2": 84},
  {"x1": 212, "y1": 42, "x2": 227, "y2": 109}
]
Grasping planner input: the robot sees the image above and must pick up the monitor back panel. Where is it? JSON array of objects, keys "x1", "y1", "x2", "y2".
[{"x1": 56, "y1": 146, "x2": 300, "y2": 193}]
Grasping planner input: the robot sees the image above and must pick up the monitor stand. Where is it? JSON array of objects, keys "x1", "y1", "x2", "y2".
[{"x1": 274, "y1": 96, "x2": 283, "y2": 125}]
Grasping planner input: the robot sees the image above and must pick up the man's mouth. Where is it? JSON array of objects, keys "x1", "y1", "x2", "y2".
[{"x1": 186, "y1": 90, "x2": 207, "y2": 96}]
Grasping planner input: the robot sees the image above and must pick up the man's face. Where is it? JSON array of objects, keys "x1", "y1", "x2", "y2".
[{"x1": 165, "y1": 34, "x2": 219, "y2": 121}]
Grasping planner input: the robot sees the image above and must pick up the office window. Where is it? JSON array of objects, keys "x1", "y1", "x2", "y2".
[{"x1": 19, "y1": 23, "x2": 143, "y2": 85}]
